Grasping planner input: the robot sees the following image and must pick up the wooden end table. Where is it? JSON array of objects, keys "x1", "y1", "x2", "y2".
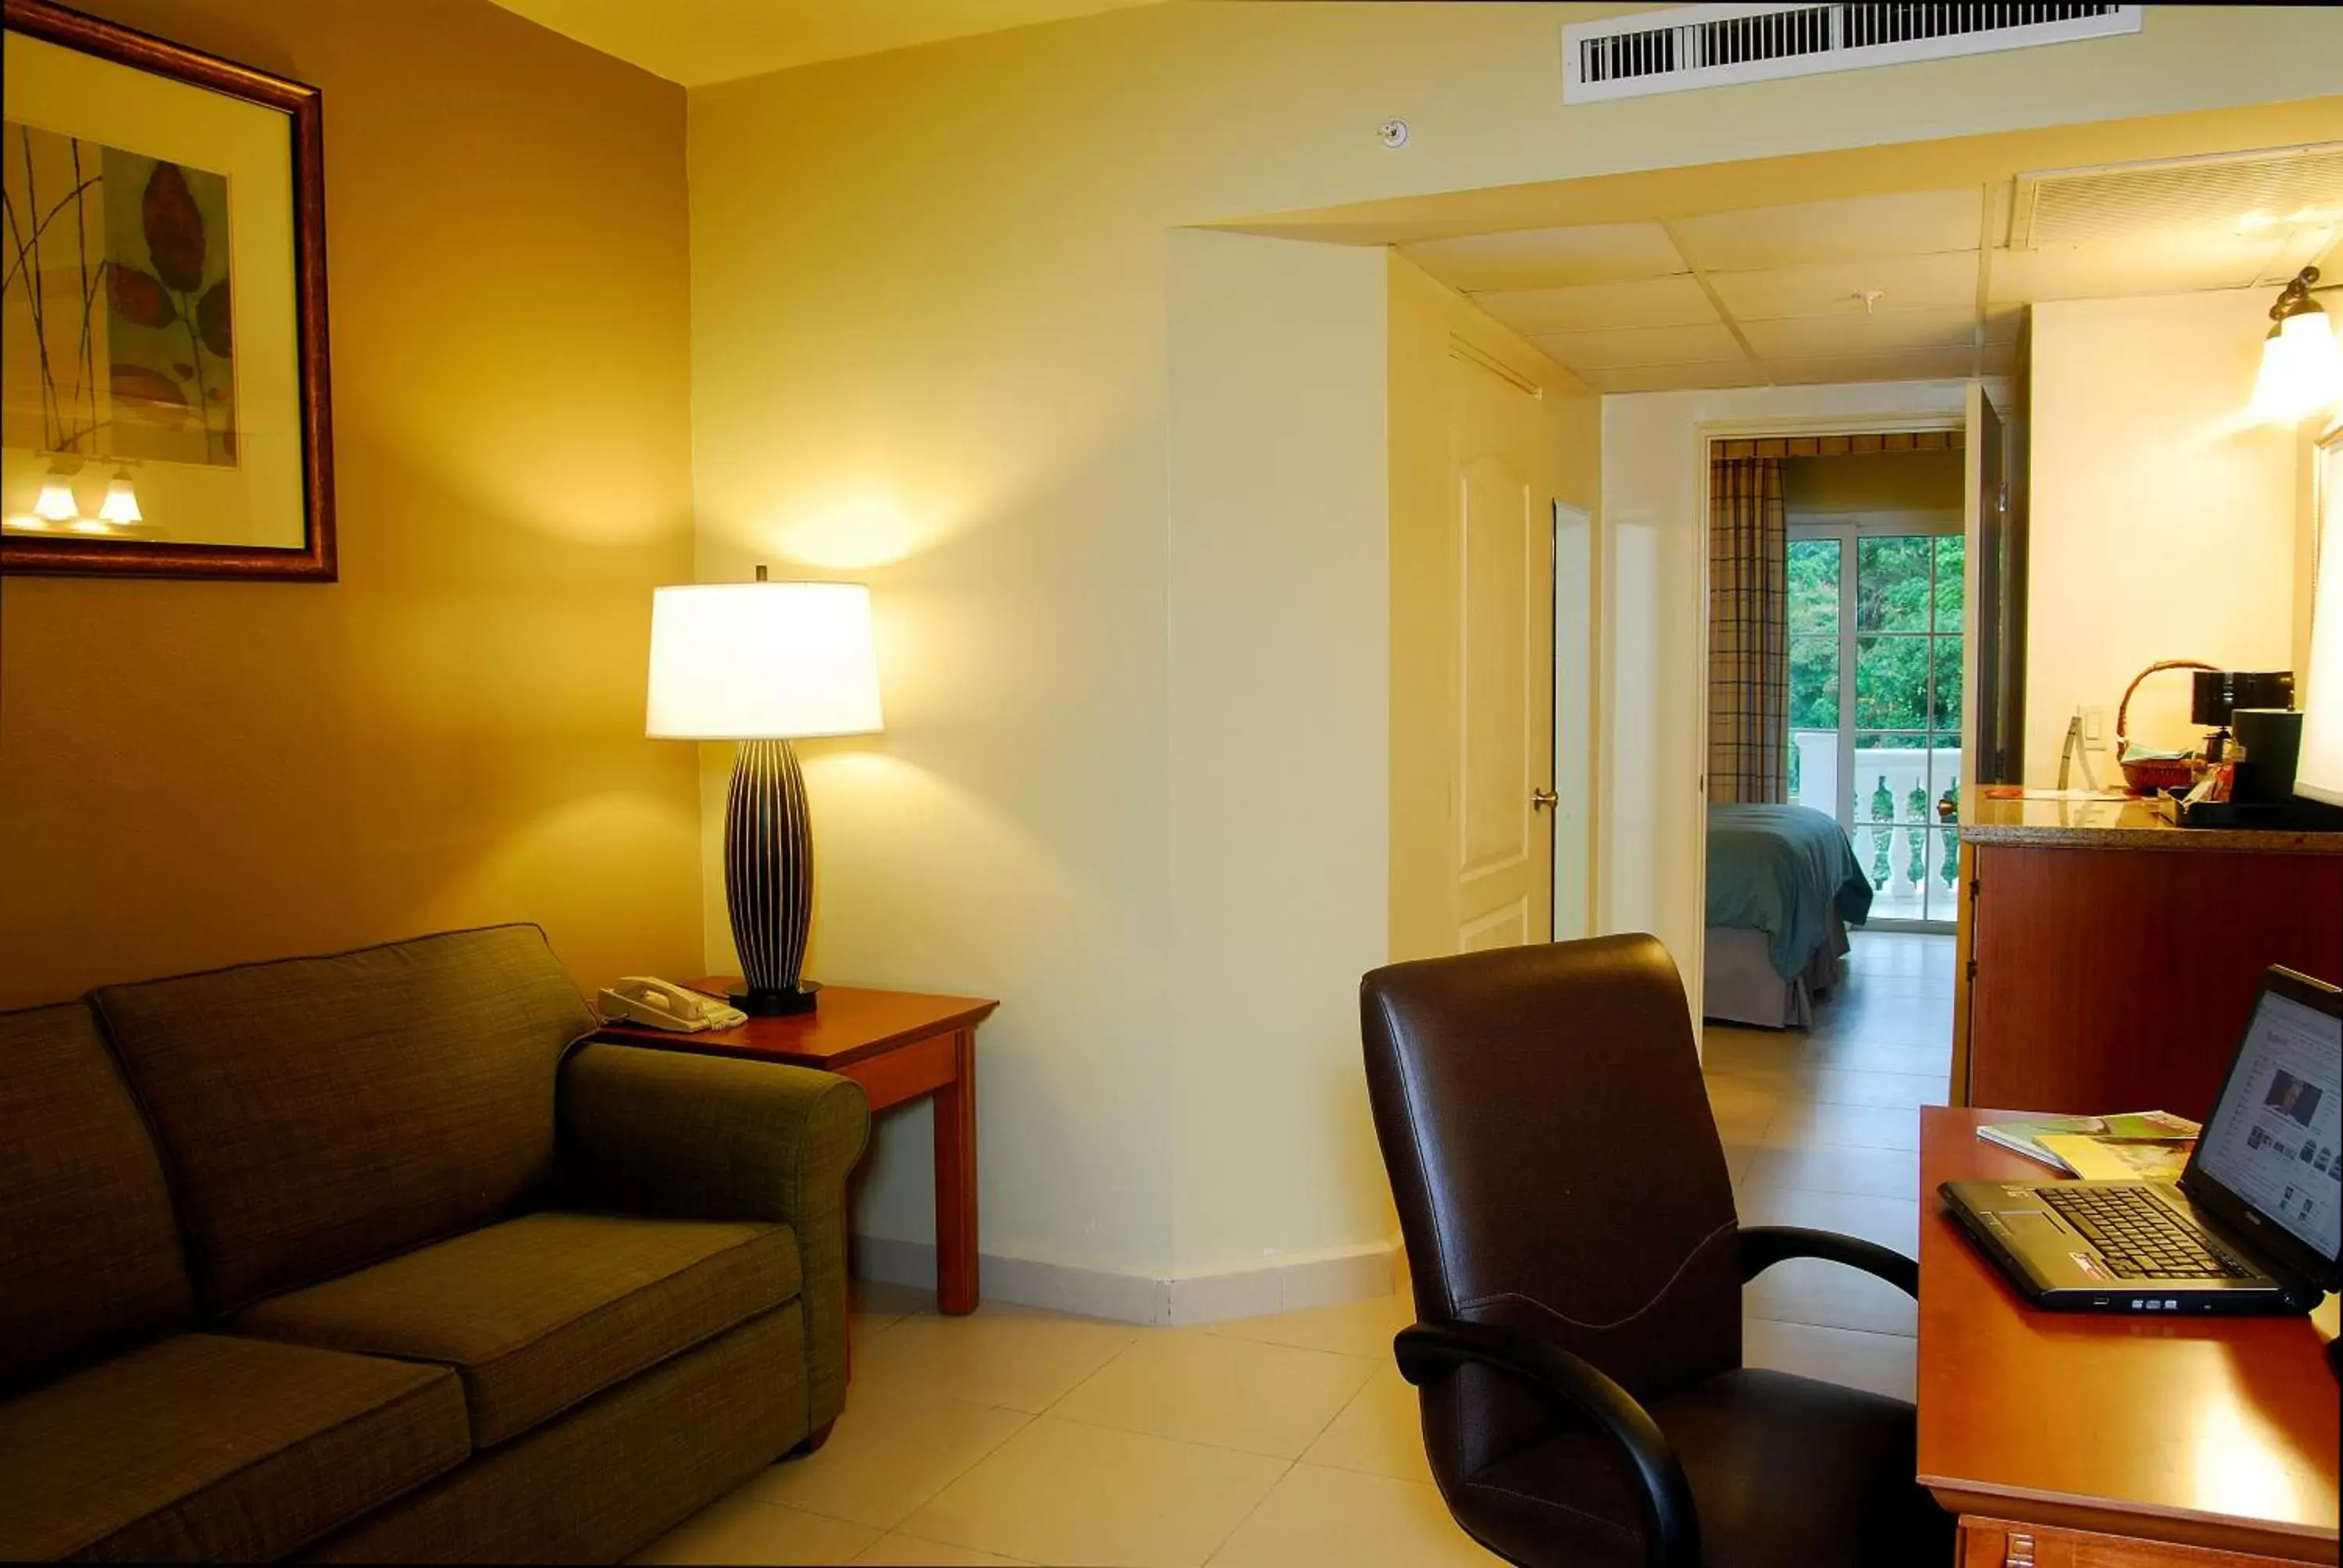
[{"x1": 594, "y1": 982, "x2": 997, "y2": 1315}]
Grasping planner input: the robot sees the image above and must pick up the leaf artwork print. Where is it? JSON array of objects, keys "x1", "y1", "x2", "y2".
[{"x1": 2, "y1": 120, "x2": 238, "y2": 467}]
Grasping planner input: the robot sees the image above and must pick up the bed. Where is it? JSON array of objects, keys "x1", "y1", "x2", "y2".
[{"x1": 1703, "y1": 803, "x2": 1873, "y2": 1028}]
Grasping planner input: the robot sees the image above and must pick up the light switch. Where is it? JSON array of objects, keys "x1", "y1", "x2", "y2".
[{"x1": 2081, "y1": 705, "x2": 2109, "y2": 751}]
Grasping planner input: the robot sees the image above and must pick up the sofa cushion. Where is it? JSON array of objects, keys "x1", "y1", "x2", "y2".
[
  {"x1": 235, "y1": 1211, "x2": 801, "y2": 1447},
  {"x1": 309, "y1": 1304, "x2": 808, "y2": 1565},
  {"x1": 94, "y1": 925, "x2": 598, "y2": 1312},
  {"x1": 0, "y1": 1332, "x2": 468, "y2": 1563},
  {"x1": 0, "y1": 1004, "x2": 194, "y2": 1393}
]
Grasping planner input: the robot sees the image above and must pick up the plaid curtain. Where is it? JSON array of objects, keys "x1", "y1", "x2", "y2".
[{"x1": 1707, "y1": 455, "x2": 1788, "y2": 804}]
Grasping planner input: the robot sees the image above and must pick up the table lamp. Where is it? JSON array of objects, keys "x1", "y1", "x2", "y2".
[{"x1": 647, "y1": 568, "x2": 883, "y2": 1014}]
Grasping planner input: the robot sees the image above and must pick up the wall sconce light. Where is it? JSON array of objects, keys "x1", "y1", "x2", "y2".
[{"x1": 2251, "y1": 266, "x2": 2343, "y2": 424}]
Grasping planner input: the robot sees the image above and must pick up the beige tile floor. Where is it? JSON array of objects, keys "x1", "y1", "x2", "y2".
[{"x1": 635, "y1": 931, "x2": 1955, "y2": 1568}]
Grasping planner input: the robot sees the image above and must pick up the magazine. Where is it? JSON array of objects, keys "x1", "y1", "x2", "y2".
[
  {"x1": 2035, "y1": 1132, "x2": 2193, "y2": 1183},
  {"x1": 1976, "y1": 1110, "x2": 2200, "y2": 1175}
]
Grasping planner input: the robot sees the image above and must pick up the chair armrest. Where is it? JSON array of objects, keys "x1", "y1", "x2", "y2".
[
  {"x1": 1394, "y1": 1320, "x2": 1701, "y2": 1568},
  {"x1": 558, "y1": 1042, "x2": 870, "y2": 1427},
  {"x1": 1737, "y1": 1224, "x2": 1917, "y2": 1299}
]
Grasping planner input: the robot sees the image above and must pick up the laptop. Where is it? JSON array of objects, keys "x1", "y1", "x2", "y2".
[{"x1": 1942, "y1": 965, "x2": 2342, "y2": 1315}]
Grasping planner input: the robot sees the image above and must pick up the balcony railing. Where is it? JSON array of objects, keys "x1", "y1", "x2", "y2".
[{"x1": 1788, "y1": 732, "x2": 1960, "y2": 922}]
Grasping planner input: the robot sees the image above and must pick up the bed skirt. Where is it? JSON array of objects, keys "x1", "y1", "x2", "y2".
[{"x1": 1703, "y1": 909, "x2": 1850, "y2": 1028}]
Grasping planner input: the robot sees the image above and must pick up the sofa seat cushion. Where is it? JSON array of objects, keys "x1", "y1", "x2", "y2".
[
  {"x1": 0, "y1": 1332, "x2": 467, "y2": 1563},
  {"x1": 235, "y1": 1211, "x2": 801, "y2": 1447}
]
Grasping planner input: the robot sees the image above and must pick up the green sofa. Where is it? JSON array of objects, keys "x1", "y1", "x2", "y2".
[{"x1": 0, "y1": 925, "x2": 869, "y2": 1563}]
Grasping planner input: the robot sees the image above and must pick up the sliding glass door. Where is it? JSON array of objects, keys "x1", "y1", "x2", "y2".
[{"x1": 1786, "y1": 519, "x2": 1964, "y2": 928}]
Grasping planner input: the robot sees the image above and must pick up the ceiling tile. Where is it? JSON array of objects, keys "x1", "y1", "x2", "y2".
[
  {"x1": 1528, "y1": 323, "x2": 1746, "y2": 371},
  {"x1": 1399, "y1": 223, "x2": 1685, "y2": 294},
  {"x1": 1764, "y1": 348, "x2": 1982, "y2": 386},
  {"x1": 1672, "y1": 190, "x2": 1982, "y2": 273},
  {"x1": 1740, "y1": 306, "x2": 1981, "y2": 362},
  {"x1": 1710, "y1": 251, "x2": 1981, "y2": 322},
  {"x1": 1576, "y1": 362, "x2": 1766, "y2": 394},
  {"x1": 1473, "y1": 276, "x2": 1717, "y2": 336}
]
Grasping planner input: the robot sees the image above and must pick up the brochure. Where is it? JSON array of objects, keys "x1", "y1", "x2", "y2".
[{"x1": 1977, "y1": 1110, "x2": 2200, "y2": 1175}]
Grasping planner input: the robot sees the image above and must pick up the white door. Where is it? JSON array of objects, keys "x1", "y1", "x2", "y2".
[{"x1": 1449, "y1": 351, "x2": 1553, "y2": 952}]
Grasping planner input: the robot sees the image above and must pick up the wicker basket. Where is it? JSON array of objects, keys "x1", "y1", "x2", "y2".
[{"x1": 2115, "y1": 659, "x2": 2217, "y2": 794}]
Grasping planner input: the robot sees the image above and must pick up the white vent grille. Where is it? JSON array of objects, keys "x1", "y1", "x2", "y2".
[
  {"x1": 1562, "y1": 3, "x2": 2141, "y2": 103},
  {"x1": 2010, "y1": 144, "x2": 2343, "y2": 249}
]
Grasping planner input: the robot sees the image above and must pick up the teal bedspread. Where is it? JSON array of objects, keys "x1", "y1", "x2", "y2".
[{"x1": 1706, "y1": 804, "x2": 1872, "y2": 981}]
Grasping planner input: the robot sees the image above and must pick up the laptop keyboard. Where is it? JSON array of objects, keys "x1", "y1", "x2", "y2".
[{"x1": 2038, "y1": 1186, "x2": 2254, "y2": 1280}]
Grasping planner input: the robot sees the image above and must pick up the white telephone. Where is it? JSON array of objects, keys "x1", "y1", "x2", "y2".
[{"x1": 598, "y1": 977, "x2": 747, "y2": 1033}]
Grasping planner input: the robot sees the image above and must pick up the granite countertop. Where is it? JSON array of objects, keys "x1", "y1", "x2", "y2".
[{"x1": 1958, "y1": 793, "x2": 2343, "y2": 854}]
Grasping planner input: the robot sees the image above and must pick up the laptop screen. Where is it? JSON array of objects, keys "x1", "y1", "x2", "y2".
[{"x1": 2194, "y1": 986, "x2": 2343, "y2": 1264}]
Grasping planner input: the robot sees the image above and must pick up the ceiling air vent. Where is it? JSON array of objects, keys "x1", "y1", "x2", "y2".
[
  {"x1": 1562, "y1": 3, "x2": 2141, "y2": 104},
  {"x1": 2010, "y1": 144, "x2": 2343, "y2": 249}
]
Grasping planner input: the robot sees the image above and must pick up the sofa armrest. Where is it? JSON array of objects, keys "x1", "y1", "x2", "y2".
[{"x1": 558, "y1": 1042, "x2": 870, "y2": 1427}]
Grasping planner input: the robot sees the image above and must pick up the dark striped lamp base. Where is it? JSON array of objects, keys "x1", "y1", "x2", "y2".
[{"x1": 725, "y1": 738, "x2": 819, "y2": 1015}]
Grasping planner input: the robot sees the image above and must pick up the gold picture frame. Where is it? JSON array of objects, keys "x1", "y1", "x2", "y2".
[{"x1": 2, "y1": 0, "x2": 333, "y2": 579}]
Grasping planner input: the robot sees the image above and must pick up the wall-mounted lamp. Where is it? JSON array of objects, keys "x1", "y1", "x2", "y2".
[{"x1": 2251, "y1": 266, "x2": 2343, "y2": 424}]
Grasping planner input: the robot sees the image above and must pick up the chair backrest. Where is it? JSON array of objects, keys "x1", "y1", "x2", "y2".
[
  {"x1": 0, "y1": 1003, "x2": 196, "y2": 1393},
  {"x1": 95, "y1": 925, "x2": 597, "y2": 1313},
  {"x1": 1361, "y1": 934, "x2": 1739, "y2": 1479}
]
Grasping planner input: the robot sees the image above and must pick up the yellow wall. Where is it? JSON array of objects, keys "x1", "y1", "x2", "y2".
[
  {"x1": 683, "y1": 1, "x2": 2340, "y2": 1284},
  {"x1": 0, "y1": 0, "x2": 699, "y2": 1006},
  {"x1": 2025, "y1": 291, "x2": 2302, "y2": 779},
  {"x1": 1164, "y1": 230, "x2": 1391, "y2": 1278}
]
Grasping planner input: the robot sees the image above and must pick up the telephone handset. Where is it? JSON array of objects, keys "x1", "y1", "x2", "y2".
[{"x1": 598, "y1": 977, "x2": 747, "y2": 1033}]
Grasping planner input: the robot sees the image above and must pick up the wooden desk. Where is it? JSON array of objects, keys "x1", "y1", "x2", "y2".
[
  {"x1": 1918, "y1": 1107, "x2": 2340, "y2": 1566},
  {"x1": 597, "y1": 983, "x2": 998, "y2": 1315}
]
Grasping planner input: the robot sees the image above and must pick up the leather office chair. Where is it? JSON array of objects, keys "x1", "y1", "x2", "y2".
[{"x1": 1361, "y1": 934, "x2": 1952, "y2": 1568}]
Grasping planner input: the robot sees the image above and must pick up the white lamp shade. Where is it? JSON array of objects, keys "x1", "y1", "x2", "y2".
[
  {"x1": 647, "y1": 579, "x2": 883, "y2": 739},
  {"x1": 98, "y1": 474, "x2": 142, "y2": 525},
  {"x1": 32, "y1": 476, "x2": 77, "y2": 522},
  {"x1": 2252, "y1": 308, "x2": 2343, "y2": 425}
]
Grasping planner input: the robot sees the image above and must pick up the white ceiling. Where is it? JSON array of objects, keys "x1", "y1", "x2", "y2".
[
  {"x1": 488, "y1": 0, "x2": 1164, "y2": 86},
  {"x1": 1401, "y1": 173, "x2": 2343, "y2": 394}
]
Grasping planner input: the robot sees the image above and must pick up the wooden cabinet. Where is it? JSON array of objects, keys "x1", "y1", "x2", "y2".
[
  {"x1": 1954, "y1": 812, "x2": 2343, "y2": 1118},
  {"x1": 1960, "y1": 1518, "x2": 2334, "y2": 1567}
]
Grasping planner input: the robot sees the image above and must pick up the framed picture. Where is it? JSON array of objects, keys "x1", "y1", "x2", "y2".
[{"x1": 2, "y1": 0, "x2": 333, "y2": 579}]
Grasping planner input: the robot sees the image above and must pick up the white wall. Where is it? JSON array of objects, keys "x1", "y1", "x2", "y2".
[
  {"x1": 686, "y1": 0, "x2": 2343, "y2": 1295},
  {"x1": 1164, "y1": 230, "x2": 1393, "y2": 1278},
  {"x1": 1599, "y1": 382, "x2": 1974, "y2": 998},
  {"x1": 2025, "y1": 293, "x2": 2302, "y2": 780}
]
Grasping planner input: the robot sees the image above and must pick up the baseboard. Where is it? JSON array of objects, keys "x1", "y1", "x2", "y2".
[{"x1": 851, "y1": 1234, "x2": 1403, "y2": 1327}]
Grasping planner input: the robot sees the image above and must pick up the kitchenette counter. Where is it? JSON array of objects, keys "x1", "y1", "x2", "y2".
[
  {"x1": 1949, "y1": 793, "x2": 2343, "y2": 1118},
  {"x1": 1958, "y1": 792, "x2": 2343, "y2": 854}
]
